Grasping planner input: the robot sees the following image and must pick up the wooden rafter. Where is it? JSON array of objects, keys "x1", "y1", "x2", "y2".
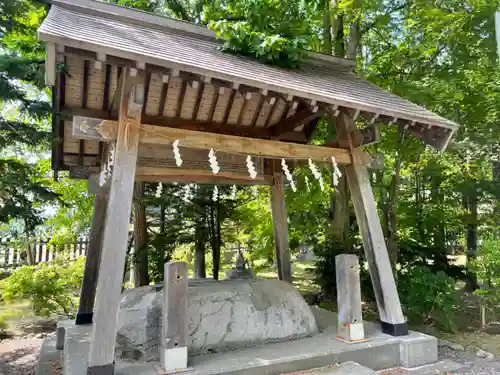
[{"x1": 270, "y1": 107, "x2": 325, "y2": 137}]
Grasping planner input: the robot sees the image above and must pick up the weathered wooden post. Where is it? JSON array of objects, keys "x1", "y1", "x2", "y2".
[
  {"x1": 161, "y1": 261, "x2": 188, "y2": 372},
  {"x1": 336, "y1": 254, "x2": 365, "y2": 342},
  {"x1": 337, "y1": 113, "x2": 408, "y2": 336},
  {"x1": 76, "y1": 174, "x2": 109, "y2": 325},
  {"x1": 271, "y1": 162, "x2": 292, "y2": 283},
  {"x1": 87, "y1": 69, "x2": 144, "y2": 375}
]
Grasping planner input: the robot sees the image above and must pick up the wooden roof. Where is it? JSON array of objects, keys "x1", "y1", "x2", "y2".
[{"x1": 39, "y1": 0, "x2": 459, "y2": 180}]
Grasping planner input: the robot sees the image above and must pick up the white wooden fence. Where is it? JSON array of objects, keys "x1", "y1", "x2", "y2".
[{"x1": 0, "y1": 237, "x2": 90, "y2": 268}]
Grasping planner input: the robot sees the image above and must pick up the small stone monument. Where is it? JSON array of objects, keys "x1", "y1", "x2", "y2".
[{"x1": 225, "y1": 250, "x2": 254, "y2": 279}]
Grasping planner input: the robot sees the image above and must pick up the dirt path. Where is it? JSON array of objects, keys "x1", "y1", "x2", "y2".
[{"x1": 0, "y1": 338, "x2": 44, "y2": 375}]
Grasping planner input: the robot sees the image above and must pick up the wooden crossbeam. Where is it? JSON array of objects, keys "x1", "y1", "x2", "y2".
[
  {"x1": 73, "y1": 117, "x2": 371, "y2": 165},
  {"x1": 66, "y1": 107, "x2": 273, "y2": 139}
]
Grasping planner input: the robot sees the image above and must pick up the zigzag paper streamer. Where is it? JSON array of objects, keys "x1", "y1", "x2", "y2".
[
  {"x1": 308, "y1": 159, "x2": 324, "y2": 191},
  {"x1": 212, "y1": 185, "x2": 219, "y2": 202},
  {"x1": 100, "y1": 144, "x2": 115, "y2": 186},
  {"x1": 305, "y1": 176, "x2": 310, "y2": 192},
  {"x1": 231, "y1": 185, "x2": 237, "y2": 200},
  {"x1": 173, "y1": 140, "x2": 182, "y2": 167},
  {"x1": 246, "y1": 156, "x2": 257, "y2": 179},
  {"x1": 155, "y1": 182, "x2": 163, "y2": 198},
  {"x1": 281, "y1": 159, "x2": 297, "y2": 192},
  {"x1": 331, "y1": 156, "x2": 342, "y2": 186},
  {"x1": 252, "y1": 185, "x2": 258, "y2": 198},
  {"x1": 209, "y1": 149, "x2": 220, "y2": 174},
  {"x1": 183, "y1": 184, "x2": 191, "y2": 202}
]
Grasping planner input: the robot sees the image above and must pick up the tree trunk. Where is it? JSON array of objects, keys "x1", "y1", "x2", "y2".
[
  {"x1": 322, "y1": 2, "x2": 332, "y2": 55},
  {"x1": 331, "y1": 169, "x2": 351, "y2": 250},
  {"x1": 464, "y1": 183, "x2": 479, "y2": 291},
  {"x1": 194, "y1": 221, "x2": 206, "y2": 279},
  {"x1": 133, "y1": 182, "x2": 149, "y2": 287},
  {"x1": 346, "y1": 0, "x2": 361, "y2": 60},
  {"x1": 211, "y1": 204, "x2": 222, "y2": 280},
  {"x1": 387, "y1": 129, "x2": 405, "y2": 270},
  {"x1": 332, "y1": 14, "x2": 345, "y2": 57},
  {"x1": 431, "y1": 175, "x2": 446, "y2": 266},
  {"x1": 23, "y1": 218, "x2": 35, "y2": 265}
]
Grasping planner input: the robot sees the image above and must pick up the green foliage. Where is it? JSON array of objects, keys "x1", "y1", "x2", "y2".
[
  {"x1": 0, "y1": 256, "x2": 84, "y2": 317},
  {"x1": 200, "y1": 0, "x2": 314, "y2": 67},
  {"x1": 313, "y1": 238, "x2": 345, "y2": 298},
  {"x1": 471, "y1": 238, "x2": 500, "y2": 307},
  {"x1": 148, "y1": 232, "x2": 176, "y2": 283},
  {"x1": 398, "y1": 265, "x2": 458, "y2": 332}
]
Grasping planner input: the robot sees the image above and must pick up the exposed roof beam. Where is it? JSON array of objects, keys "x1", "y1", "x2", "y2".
[{"x1": 270, "y1": 107, "x2": 325, "y2": 137}]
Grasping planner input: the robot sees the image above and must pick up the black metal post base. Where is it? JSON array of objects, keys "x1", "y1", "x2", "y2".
[
  {"x1": 75, "y1": 312, "x2": 93, "y2": 325},
  {"x1": 87, "y1": 362, "x2": 115, "y2": 375},
  {"x1": 381, "y1": 320, "x2": 409, "y2": 336}
]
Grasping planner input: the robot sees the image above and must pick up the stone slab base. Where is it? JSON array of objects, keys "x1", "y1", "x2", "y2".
[
  {"x1": 305, "y1": 362, "x2": 376, "y2": 374},
  {"x1": 399, "y1": 332, "x2": 438, "y2": 368},
  {"x1": 36, "y1": 337, "x2": 61, "y2": 375},
  {"x1": 56, "y1": 308, "x2": 441, "y2": 375},
  {"x1": 56, "y1": 320, "x2": 76, "y2": 350}
]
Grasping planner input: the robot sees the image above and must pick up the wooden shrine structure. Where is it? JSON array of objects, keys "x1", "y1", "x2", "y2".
[{"x1": 38, "y1": 0, "x2": 459, "y2": 374}]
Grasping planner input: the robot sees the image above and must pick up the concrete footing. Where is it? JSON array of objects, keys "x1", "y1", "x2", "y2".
[{"x1": 53, "y1": 308, "x2": 440, "y2": 375}]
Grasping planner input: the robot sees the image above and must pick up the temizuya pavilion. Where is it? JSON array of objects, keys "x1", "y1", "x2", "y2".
[{"x1": 38, "y1": 0, "x2": 459, "y2": 374}]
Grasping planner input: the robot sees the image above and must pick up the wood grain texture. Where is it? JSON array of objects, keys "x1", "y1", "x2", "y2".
[
  {"x1": 337, "y1": 113, "x2": 405, "y2": 326},
  {"x1": 336, "y1": 254, "x2": 364, "y2": 340},
  {"x1": 162, "y1": 261, "x2": 188, "y2": 349},
  {"x1": 75, "y1": 118, "x2": 361, "y2": 165},
  {"x1": 88, "y1": 68, "x2": 143, "y2": 367},
  {"x1": 271, "y1": 168, "x2": 292, "y2": 283}
]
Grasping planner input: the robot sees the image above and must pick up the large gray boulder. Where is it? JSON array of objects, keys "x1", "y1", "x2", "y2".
[{"x1": 116, "y1": 279, "x2": 318, "y2": 361}]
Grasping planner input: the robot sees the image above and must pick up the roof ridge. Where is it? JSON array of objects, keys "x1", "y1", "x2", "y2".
[{"x1": 43, "y1": 0, "x2": 355, "y2": 68}]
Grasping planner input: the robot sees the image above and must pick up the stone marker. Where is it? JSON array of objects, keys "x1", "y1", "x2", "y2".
[
  {"x1": 336, "y1": 254, "x2": 365, "y2": 342},
  {"x1": 161, "y1": 261, "x2": 188, "y2": 372}
]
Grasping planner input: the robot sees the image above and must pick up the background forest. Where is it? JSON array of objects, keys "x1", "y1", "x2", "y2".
[{"x1": 1, "y1": 0, "x2": 500, "y2": 344}]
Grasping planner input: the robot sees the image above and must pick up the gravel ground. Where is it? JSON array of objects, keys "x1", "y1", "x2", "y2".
[
  {"x1": 0, "y1": 338, "x2": 44, "y2": 375},
  {"x1": 1, "y1": 336, "x2": 500, "y2": 375}
]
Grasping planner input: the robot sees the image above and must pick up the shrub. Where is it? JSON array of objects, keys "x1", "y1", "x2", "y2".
[
  {"x1": 470, "y1": 239, "x2": 500, "y2": 318},
  {"x1": 397, "y1": 265, "x2": 457, "y2": 332},
  {"x1": 314, "y1": 238, "x2": 374, "y2": 301},
  {"x1": 313, "y1": 238, "x2": 345, "y2": 299},
  {"x1": 0, "y1": 255, "x2": 85, "y2": 318},
  {"x1": 0, "y1": 316, "x2": 6, "y2": 331}
]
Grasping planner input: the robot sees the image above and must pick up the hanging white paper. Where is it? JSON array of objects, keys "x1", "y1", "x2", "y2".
[
  {"x1": 173, "y1": 140, "x2": 183, "y2": 167},
  {"x1": 209, "y1": 148, "x2": 220, "y2": 174},
  {"x1": 212, "y1": 185, "x2": 219, "y2": 202},
  {"x1": 308, "y1": 158, "x2": 324, "y2": 191},
  {"x1": 155, "y1": 182, "x2": 163, "y2": 198},
  {"x1": 246, "y1": 156, "x2": 257, "y2": 179},
  {"x1": 231, "y1": 185, "x2": 237, "y2": 200},
  {"x1": 183, "y1": 184, "x2": 191, "y2": 202},
  {"x1": 281, "y1": 159, "x2": 297, "y2": 192},
  {"x1": 331, "y1": 156, "x2": 342, "y2": 186}
]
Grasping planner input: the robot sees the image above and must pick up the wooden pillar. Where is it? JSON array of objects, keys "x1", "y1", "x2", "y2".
[
  {"x1": 87, "y1": 69, "x2": 144, "y2": 375},
  {"x1": 76, "y1": 184, "x2": 109, "y2": 325},
  {"x1": 336, "y1": 254, "x2": 364, "y2": 342},
  {"x1": 337, "y1": 113, "x2": 408, "y2": 336},
  {"x1": 161, "y1": 261, "x2": 188, "y2": 371},
  {"x1": 270, "y1": 165, "x2": 292, "y2": 283}
]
